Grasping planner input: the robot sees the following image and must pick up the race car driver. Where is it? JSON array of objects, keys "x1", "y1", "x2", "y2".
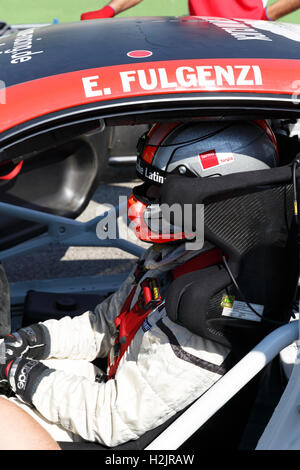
[
  {"x1": 80, "y1": 0, "x2": 300, "y2": 21},
  {"x1": 0, "y1": 121, "x2": 287, "y2": 446}
]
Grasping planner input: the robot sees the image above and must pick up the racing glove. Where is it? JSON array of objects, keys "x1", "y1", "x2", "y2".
[
  {"x1": 81, "y1": 5, "x2": 116, "y2": 20},
  {"x1": 2, "y1": 324, "x2": 49, "y2": 361},
  {"x1": 0, "y1": 355, "x2": 51, "y2": 404},
  {"x1": 0, "y1": 326, "x2": 51, "y2": 404}
]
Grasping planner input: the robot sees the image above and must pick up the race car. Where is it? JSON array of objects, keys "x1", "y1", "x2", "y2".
[{"x1": 0, "y1": 15, "x2": 300, "y2": 451}]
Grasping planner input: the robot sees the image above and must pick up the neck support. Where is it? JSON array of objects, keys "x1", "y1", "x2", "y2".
[{"x1": 163, "y1": 166, "x2": 299, "y2": 352}]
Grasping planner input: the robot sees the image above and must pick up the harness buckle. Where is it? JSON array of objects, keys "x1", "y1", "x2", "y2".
[{"x1": 140, "y1": 278, "x2": 162, "y2": 310}]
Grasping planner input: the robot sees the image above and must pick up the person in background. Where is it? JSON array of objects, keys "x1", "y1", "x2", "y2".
[
  {"x1": 80, "y1": 0, "x2": 300, "y2": 21},
  {"x1": 81, "y1": 0, "x2": 141, "y2": 19}
]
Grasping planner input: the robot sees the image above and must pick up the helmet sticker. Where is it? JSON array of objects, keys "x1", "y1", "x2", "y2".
[
  {"x1": 136, "y1": 157, "x2": 167, "y2": 184},
  {"x1": 199, "y1": 149, "x2": 234, "y2": 171}
]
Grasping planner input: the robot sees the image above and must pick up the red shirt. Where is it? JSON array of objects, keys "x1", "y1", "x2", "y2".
[{"x1": 188, "y1": 0, "x2": 267, "y2": 20}]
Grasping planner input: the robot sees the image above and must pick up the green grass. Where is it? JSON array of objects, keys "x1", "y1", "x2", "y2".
[{"x1": 1, "y1": 0, "x2": 300, "y2": 25}]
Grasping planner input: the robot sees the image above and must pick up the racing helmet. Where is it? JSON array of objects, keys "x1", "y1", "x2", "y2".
[{"x1": 128, "y1": 120, "x2": 279, "y2": 243}]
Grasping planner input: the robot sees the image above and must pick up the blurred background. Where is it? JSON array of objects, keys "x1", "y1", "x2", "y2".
[{"x1": 1, "y1": 0, "x2": 300, "y2": 24}]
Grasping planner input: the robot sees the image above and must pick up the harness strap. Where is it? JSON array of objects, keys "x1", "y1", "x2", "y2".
[
  {"x1": 107, "y1": 250, "x2": 223, "y2": 380},
  {"x1": 107, "y1": 277, "x2": 162, "y2": 380}
]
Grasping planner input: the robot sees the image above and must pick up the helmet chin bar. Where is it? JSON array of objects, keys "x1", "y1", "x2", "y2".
[
  {"x1": 127, "y1": 192, "x2": 188, "y2": 244},
  {"x1": 144, "y1": 203, "x2": 187, "y2": 242}
]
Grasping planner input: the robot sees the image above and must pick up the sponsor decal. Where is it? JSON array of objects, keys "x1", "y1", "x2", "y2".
[
  {"x1": 205, "y1": 18, "x2": 272, "y2": 42},
  {"x1": 144, "y1": 167, "x2": 164, "y2": 184},
  {"x1": 199, "y1": 149, "x2": 234, "y2": 170},
  {"x1": 220, "y1": 294, "x2": 235, "y2": 309},
  {"x1": 141, "y1": 167, "x2": 165, "y2": 184},
  {"x1": 127, "y1": 50, "x2": 153, "y2": 58},
  {"x1": 199, "y1": 149, "x2": 219, "y2": 170},
  {"x1": 16, "y1": 359, "x2": 37, "y2": 391},
  {"x1": 245, "y1": 20, "x2": 300, "y2": 43},
  {"x1": 142, "y1": 317, "x2": 152, "y2": 332},
  {"x1": 136, "y1": 158, "x2": 166, "y2": 183},
  {"x1": 199, "y1": 149, "x2": 218, "y2": 169},
  {"x1": 0, "y1": 28, "x2": 44, "y2": 64},
  {"x1": 222, "y1": 300, "x2": 263, "y2": 322}
]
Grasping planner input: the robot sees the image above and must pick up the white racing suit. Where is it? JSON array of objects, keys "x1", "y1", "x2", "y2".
[{"x1": 4, "y1": 244, "x2": 230, "y2": 447}]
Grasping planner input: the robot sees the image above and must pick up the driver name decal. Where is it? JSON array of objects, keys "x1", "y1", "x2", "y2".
[
  {"x1": 119, "y1": 64, "x2": 263, "y2": 91},
  {"x1": 81, "y1": 61, "x2": 263, "y2": 98},
  {"x1": 1, "y1": 58, "x2": 300, "y2": 135}
]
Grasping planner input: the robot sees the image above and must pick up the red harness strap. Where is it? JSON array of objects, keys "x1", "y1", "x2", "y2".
[
  {"x1": 172, "y1": 248, "x2": 223, "y2": 279},
  {"x1": 107, "y1": 249, "x2": 223, "y2": 380},
  {"x1": 107, "y1": 277, "x2": 162, "y2": 380}
]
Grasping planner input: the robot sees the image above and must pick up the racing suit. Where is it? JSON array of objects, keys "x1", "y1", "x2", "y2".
[{"x1": 2, "y1": 244, "x2": 230, "y2": 447}]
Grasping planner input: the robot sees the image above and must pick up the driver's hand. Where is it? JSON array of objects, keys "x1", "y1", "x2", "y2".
[
  {"x1": 0, "y1": 352, "x2": 49, "y2": 404},
  {"x1": 81, "y1": 5, "x2": 116, "y2": 20},
  {"x1": 0, "y1": 328, "x2": 49, "y2": 402},
  {"x1": 2, "y1": 324, "x2": 48, "y2": 361}
]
